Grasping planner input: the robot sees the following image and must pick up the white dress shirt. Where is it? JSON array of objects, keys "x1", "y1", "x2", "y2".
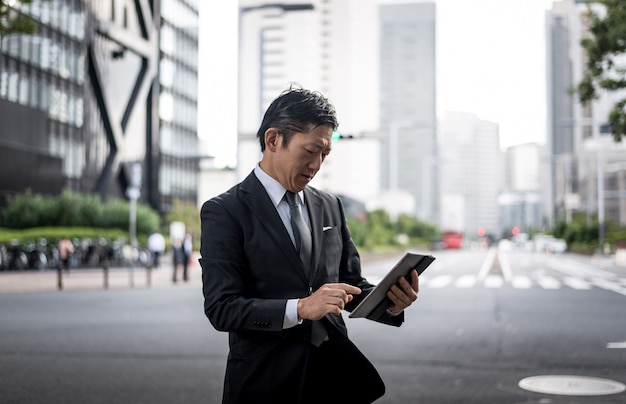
[{"x1": 254, "y1": 164, "x2": 309, "y2": 329}]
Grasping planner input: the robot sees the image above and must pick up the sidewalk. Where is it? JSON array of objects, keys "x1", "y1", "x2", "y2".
[
  {"x1": 0, "y1": 250, "x2": 402, "y2": 294},
  {"x1": 0, "y1": 253, "x2": 202, "y2": 294}
]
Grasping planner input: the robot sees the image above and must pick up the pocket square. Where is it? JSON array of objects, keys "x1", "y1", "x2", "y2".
[{"x1": 322, "y1": 226, "x2": 333, "y2": 231}]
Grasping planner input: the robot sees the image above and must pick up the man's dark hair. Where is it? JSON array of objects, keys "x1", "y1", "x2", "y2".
[{"x1": 256, "y1": 83, "x2": 339, "y2": 152}]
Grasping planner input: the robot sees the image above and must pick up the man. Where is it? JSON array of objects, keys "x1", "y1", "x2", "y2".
[
  {"x1": 147, "y1": 232, "x2": 165, "y2": 268},
  {"x1": 58, "y1": 236, "x2": 74, "y2": 273},
  {"x1": 199, "y1": 85, "x2": 420, "y2": 404},
  {"x1": 171, "y1": 236, "x2": 183, "y2": 283},
  {"x1": 182, "y1": 231, "x2": 192, "y2": 281}
]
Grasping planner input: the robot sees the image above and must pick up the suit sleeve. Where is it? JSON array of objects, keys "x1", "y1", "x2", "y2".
[{"x1": 199, "y1": 197, "x2": 289, "y2": 333}]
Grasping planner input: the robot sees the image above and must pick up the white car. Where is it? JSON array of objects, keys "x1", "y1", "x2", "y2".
[{"x1": 533, "y1": 235, "x2": 567, "y2": 253}]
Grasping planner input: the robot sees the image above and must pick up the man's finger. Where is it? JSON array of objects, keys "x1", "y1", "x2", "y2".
[{"x1": 329, "y1": 283, "x2": 362, "y2": 295}]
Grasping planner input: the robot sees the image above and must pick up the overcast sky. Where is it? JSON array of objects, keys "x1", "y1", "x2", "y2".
[{"x1": 198, "y1": 0, "x2": 555, "y2": 168}]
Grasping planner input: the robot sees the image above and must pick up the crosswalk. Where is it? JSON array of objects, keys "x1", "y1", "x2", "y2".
[
  {"x1": 362, "y1": 249, "x2": 626, "y2": 297},
  {"x1": 366, "y1": 273, "x2": 626, "y2": 296}
]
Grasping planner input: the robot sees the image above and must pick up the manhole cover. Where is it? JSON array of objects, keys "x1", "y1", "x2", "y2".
[{"x1": 519, "y1": 375, "x2": 626, "y2": 396}]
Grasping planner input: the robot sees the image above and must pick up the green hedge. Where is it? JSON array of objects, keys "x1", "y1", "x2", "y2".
[
  {"x1": 0, "y1": 227, "x2": 139, "y2": 246},
  {"x1": 0, "y1": 189, "x2": 160, "y2": 238}
]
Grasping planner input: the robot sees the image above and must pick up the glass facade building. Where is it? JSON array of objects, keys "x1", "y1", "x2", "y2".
[
  {"x1": 157, "y1": 0, "x2": 199, "y2": 214},
  {"x1": 0, "y1": 0, "x2": 199, "y2": 216}
]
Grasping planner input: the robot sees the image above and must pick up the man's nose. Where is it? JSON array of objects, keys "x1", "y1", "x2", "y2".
[{"x1": 309, "y1": 154, "x2": 323, "y2": 170}]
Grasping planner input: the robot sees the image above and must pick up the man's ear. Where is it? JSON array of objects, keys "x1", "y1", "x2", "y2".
[{"x1": 265, "y1": 128, "x2": 280, "y2": 152}]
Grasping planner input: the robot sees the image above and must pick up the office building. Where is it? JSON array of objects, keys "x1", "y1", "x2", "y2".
[
  {"x1": 499, "y1": 143, "x2": 545, "y2": 236},
  {"x1": 236, "y1": 0, "x2": 382, "y2": 197},
  {"x1": 0, "y1": 0, "x2": 199, "y2": 216},
  {"x1": 157, "y1": 0, "x2": 200, "y2": 213},
  {"x1": 379, "y1": 2, "x2": 438, "y2": 223},
  {"x1": 547, "y1": 0, "x2": 626, "y2": 226},
  {"x1": 439, "y1": 111, "x2": 502, "y2": 239}
]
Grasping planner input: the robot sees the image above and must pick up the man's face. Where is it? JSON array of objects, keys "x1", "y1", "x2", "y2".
[{"x1": 274, "y1": 125, "x2": 333, "y2": 193}]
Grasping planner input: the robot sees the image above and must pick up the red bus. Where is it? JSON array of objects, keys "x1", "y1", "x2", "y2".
[{"x1": 442, "y1": 231, "x2": 463, "y2": 249}]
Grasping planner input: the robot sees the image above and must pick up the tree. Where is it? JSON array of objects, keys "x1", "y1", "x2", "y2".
[
  {"x1": 576, "y1": 0, "x2": 626, "y2": 142},
  {"x1": 0, "y1": 0, "x2": 42, "y2": 36}
]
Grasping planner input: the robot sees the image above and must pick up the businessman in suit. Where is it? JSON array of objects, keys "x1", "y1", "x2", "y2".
[{"x1": 199, "y1": 84, "x2": 420, "y2": 404}]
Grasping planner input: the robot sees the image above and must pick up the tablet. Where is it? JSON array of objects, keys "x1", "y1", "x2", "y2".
[{"x1": 349, "y1": 252, "x2": 435, "y2": 319}]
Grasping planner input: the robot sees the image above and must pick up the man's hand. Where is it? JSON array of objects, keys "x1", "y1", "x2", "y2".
[
  {"x1": 386, "y1": 269, "x2": 419, "y2": 314},
  {"x1": 297, "y1": 283, "x2": 361, "y2": 321}
]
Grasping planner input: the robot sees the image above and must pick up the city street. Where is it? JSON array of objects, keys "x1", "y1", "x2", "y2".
[{"x1": 1, "y1": 247, "x2": 625, "y2": 403}]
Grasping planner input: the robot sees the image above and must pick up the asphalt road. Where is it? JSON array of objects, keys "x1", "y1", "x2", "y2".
[{"x1": 1, "y1": 247, "x2": 625, "y2": 403}]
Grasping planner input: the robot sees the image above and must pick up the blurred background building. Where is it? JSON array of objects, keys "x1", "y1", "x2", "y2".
[
  {"x1": 0, "y1": 0, "x2": 199, "y2": 217},
  {"x1": 547, "y1": 0, "x2": 626, "y2": 232},
  {"x1": 439, "y1": 111, "x2": 502, "y2": 239},
  {"x1": 378, "y1": 2, "x2": 438, "y2": 224}
]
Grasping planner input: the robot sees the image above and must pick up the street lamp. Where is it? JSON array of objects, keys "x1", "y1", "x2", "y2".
[{"x1": 126, "y1": 162, "x2": 142, "y2": 251}]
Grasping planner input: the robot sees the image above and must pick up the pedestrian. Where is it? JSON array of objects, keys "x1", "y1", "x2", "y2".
[
  {"x1": 57, "y1": 236, "x2": 74, "y2": 274},
  {"x1": 171, "y1": 237, "x2": 183, "y2": 283},
  {"x1": 147, "y1": 232, "x2": 166, "y2": 268},
  {"x1": 199, "y1": 84, "x2": 420, "y2": 404},
  {"x1": 182, "y1": 231, "x2": 192, "y2": 282}
]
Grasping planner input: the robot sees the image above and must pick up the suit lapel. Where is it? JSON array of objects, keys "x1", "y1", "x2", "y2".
[
  {"x1": 240, "y1": 173, "x2": 308, "y2": 282},
  {"x1": 304, "y1": 188, "x2": 323, "y2": 281}
]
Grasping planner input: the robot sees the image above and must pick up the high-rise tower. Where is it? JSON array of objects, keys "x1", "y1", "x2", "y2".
[{"x1": 379, "y1": 2, "x2": 438, "y2": 222}]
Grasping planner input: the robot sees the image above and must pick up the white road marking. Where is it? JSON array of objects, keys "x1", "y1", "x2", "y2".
[
  {"x1": 562, "y1": 276, "x2": 592, "y2": 290},
  {"x1": 607, "y1": 341, "x2": 626, "y2": 349},
  {"x1": 483, "y1": 275, "x2": 504, "y2": 288},
  {"x1": 428, "y1": 275, "x2": 453, "y2": 288},
  {"x1": 537, "y1": 276, "x2": 561, "y2": 289},
  {"x1": 456, "y1": 275, "x2": 477, "y2": 288},
  {"x1": 511, "y1": 275, "x2": 532, "y2": 289}
]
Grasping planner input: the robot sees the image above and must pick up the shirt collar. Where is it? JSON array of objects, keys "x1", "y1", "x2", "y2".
[{"x1": 254, "y1": 163, "x2": 305, "y2": 207}]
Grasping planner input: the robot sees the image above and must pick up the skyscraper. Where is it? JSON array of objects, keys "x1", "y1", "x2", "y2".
[
  {"x1": 547, "y1": 0, "x2": 626, "y2": 227},
  {"x1": 379, "y1": 2, "x2": 438, "y2": 223},
  {"x1": 440, "y1": 111, "x2": 501, "y2": 238}
]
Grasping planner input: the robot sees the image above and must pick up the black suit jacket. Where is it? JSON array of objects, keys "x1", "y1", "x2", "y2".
[{"x1": 200, "y1": 171, "x2": 403, "y2": 403}]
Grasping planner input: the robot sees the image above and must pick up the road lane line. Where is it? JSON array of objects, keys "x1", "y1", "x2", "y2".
[
  {"x1": 456, "y1": 275, "x2": 477, "y2": 288},
  {"x1": 498, "y1": 251, "x2": 513, "y2": 281},
  {"x1": 591, "y1": 277, "x2": 626, "y2": 296},
  {"x1": 562, "y1": 276, "x2": 592, "y2": 290},
  {"x1": 537, "y1": 275, "x2": 561, "y2": 289},
  {"x1": 478, "y1": 247, "x2": 496, "y2": 281},
  {"x1": 428, "y1": 275, "x2": 452, "y2": 288},
  {"x1": 511, "y1": 275, "x2": 532, "y2": 289},
  {"x1": 483, "y1": 275, "x2": 504, "y2": 288}
]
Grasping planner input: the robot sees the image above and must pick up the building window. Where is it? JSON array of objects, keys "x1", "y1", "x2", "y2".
[
  {"x1": 0, "y1": 71, "x2": 7, "y2": 98},
  {"x1": 19, "y1": 76, "x2": 29, "y2": 105},
  {"x1": 7, "y1": 72, "x2": 19, "y2": 102}
]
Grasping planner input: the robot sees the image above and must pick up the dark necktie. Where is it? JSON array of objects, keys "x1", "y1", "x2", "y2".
[
  {"x1": 286, "y1": 191, "x2": 312, "y2": 272},
  {"x1": 286, "y1": 191, "x2": 327, "y2": 346}
]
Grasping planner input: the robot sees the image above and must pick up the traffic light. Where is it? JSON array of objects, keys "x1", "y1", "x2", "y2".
[{"x1": 331, "y1": 130, "x2": 357, "y2": 141}]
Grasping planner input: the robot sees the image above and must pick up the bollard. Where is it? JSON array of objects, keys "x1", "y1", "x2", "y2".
[
  {"x1": 146, "y1": 265, "x2": 152, "y2": 288},
  {"x1": 56, "y1": 265, "x2": 63, "y2": 291},
  {"x1": 103, "y1": 260, "x2": 109, "y2": 289}
]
